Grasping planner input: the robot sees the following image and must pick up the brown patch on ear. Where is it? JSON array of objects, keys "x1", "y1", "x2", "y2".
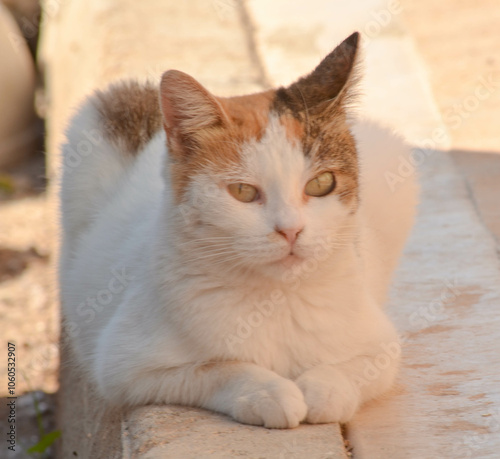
[
  {"x1": 94, "y1": 81, "x2": 162, "y2": 154},
  {"x1": 272, "y1": 32, "x2": 360, "y2": 118},
  {"x1": 160, "y1": 70, "x2": 274, "y2": 200}
]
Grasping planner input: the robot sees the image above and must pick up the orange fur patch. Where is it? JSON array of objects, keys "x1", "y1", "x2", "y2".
[
  {"x1": 219, "y1": 90, "x2": 274, "y2": 138},
  {"x1": 167, "y1": 90, "x2": 275, "y2": 201},
  {"x1": 278, "y1": 114, "x2": 304, "y2": 145}
]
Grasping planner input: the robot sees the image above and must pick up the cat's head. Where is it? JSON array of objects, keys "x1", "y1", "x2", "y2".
[{"x1": 160, "y1": 32, "x2": 360, "y2": 278}]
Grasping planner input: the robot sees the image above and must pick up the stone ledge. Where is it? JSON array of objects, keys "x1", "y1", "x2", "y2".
[
  {"x1": 59, "y1": 338, "x2": 348, "y2": 459},
  {"x1": 124, "y1": 406, "x2": 347, "y2": 458}
]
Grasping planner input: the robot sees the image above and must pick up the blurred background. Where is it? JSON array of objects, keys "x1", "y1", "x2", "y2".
[{"x1": 0, "y1": 0, "x2": 498, "y2": 457}]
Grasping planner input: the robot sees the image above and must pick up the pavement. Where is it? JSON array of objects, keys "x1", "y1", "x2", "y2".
[
  {"x1": 1, "y1": 0, "x2": 498, "y2": 457},
  {"x1": 400, "y1": 0, "x2": 500, "y2": 251},
  {"x1": 400, "y1": 0, "x2": 500, "y2": 153}
]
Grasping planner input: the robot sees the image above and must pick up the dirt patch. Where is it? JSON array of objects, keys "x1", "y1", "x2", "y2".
[{"x1": 0, "y1": 247, "x2": 47, "y2": 283}]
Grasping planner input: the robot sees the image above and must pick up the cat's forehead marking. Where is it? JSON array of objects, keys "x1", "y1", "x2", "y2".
[
  {"x1": 221, "y1": 94, "x2": 304, "y2": 155},
  {"x1": 239, "y1": 114, "x2": 307, "y2": 184},
  {"x1": 220, "y1": 91, "x2": 274, "y2": 141},
  {"x1": 277, "y1": 114, "x2": 305, "y2": 145}
]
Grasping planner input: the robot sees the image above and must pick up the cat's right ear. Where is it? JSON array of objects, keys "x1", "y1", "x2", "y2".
[
  {"x1": 159, "y1": 70, "x2": 230, "y2": 157},
  {"x1": 275, "y1": 32, "x2": 360, "y2": 117}
]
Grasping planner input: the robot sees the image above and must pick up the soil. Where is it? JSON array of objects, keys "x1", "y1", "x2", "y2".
[{"x1": 0, "y1": 153, "x2": 58, "y2": 458}]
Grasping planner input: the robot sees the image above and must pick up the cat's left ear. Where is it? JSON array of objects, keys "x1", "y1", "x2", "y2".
[
  {"x1": 159, "y1": 70, "x2": 230, "y2": 157},
  {"x1": 277, "y1": 32, "x2": 360, "y2": 115}
]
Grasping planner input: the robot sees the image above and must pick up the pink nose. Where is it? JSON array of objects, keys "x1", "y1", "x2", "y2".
[{"x1": 275, "y1": 227, "x2": 303, "y2": 245}]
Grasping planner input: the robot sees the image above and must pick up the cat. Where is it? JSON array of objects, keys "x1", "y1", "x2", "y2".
[{"x1": 59, "y1": 31, "x2": 417, "y2": 428}]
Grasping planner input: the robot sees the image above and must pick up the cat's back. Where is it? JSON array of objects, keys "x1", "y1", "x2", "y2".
[
  {"x1": 59, "y1": 80, "x2": 165, "y2": 256},
  {"x1": 59, "y1": 81, "x2": 166, "y2": 302},
  {"x1": 351, "y1": 119, "x2": 418, "y2": 304},
  {"x1": 59, "y1": 81, "x2": 167, "y2": 353}
]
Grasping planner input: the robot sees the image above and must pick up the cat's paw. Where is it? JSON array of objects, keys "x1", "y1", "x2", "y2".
[
  {"x1": 232, "y1": 378, "x2": 307, "y2": 429},
  {"x1": 296, "y1": 366, "x2": 361, "y2": 424}
]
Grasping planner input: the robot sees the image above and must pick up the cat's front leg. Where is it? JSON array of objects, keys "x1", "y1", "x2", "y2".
[
  {"x1": 295, "y1": 348, "x2": 400, "y2": 423},
  {"x1": 206, "y1": 363, "x2": 308, "y2": 428},
  {"x1": 95, "y1": 356, "x2": 307, "y2": 428}
]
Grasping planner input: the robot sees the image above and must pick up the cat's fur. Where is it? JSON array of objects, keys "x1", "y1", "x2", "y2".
[{"x1": 59, "y1": 32, "x2": 417, "y2": 428}]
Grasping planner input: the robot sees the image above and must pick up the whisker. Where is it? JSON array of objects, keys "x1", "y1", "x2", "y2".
[
  {"x1": 177, "y1": 244, "x2": 237, "y2": 254},
  {"x1": 185, "y1": 251, "x2": 238, "y2": 261}
]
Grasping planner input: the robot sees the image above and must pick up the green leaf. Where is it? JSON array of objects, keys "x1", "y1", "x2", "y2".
[
  {"x1": 0, "y1": 175, "x2": 15, "y2": 194},
  {"x1": 27, "y1": 430, "x2": 61, "y2": 454}
]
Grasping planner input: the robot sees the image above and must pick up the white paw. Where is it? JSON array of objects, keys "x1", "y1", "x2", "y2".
[
  {"x1": 296, "y1": 367, "x2": 361, "y2": 424},
  {"x1": 232, "y1": 377, "x2": 307, "y2": 429}
]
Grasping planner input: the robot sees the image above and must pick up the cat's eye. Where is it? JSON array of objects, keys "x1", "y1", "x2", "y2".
[
  {"x1": 227, "y1": 183, "x2": 259, "y2": 203},
  {"x1": 305, "y1": 171, "x2": 336, "y2": 197}
]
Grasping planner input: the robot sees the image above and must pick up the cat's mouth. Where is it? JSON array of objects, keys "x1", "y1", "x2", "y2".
[{"x1": 278, "y1": 252, "x2": 302, "y2": 267}]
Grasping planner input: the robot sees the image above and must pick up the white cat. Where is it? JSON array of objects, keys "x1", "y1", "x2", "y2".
[{"x1": 59, "y1": 32, "x2": 417, "y2": 428}]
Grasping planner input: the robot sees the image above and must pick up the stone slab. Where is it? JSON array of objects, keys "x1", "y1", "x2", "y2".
[
  {"x1": 451, "y1": 150, "x2": 500, "y2": 245},
  {"x1": 124, "y1": 406, "x2": 347, "y2": 459}
]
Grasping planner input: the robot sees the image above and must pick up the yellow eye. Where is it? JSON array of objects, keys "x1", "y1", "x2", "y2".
[
  {"x1": 227, "y1": 183, "x2": 259, "y2": 203},
  {"x1": 305, "y1": 171, "x2": 336, "y2": 197}
]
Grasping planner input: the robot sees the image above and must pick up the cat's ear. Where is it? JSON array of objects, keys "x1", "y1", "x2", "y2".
[
  {"x1": 277, "y1": 32, "x2": 360, "y2": 115},
  {"x1": 159, "y1": 70, "x2": 229, "y2": 155}
]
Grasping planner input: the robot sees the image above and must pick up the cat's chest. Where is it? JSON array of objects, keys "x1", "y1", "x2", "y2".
[{"x1": 180, "y1": 283, "x2": 367, "y2": 378}]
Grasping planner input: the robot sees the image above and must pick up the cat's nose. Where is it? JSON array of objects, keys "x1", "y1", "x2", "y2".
[{"x1": 275, "y1": 226, "x2": 303, "y2": 245}]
